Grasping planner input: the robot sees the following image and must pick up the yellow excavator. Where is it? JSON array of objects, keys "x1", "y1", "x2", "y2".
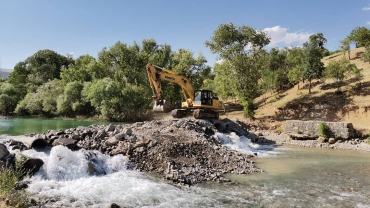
[{"x1": 146, "y1": 63, "x2": 225, "y2": 119}]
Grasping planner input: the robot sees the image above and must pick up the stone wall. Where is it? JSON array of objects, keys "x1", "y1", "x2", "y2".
[{"x1": 285, "y1": 120, "x2": 355, "y2": 139}]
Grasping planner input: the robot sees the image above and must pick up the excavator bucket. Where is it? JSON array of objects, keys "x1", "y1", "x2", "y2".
[{"x1": 153, "y1": 100, "x2": 172, "y2": 112}]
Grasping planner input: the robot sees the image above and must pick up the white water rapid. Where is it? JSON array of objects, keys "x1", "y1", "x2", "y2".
[
  {"x1": 3, "y1": 132, "x2": 275, "y2": 207},
  {"x1": 2, "y1": 133, "x2": 370, "y2": 207}
]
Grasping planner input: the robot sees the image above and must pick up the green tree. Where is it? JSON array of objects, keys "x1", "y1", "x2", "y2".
[
  {"x1": 205, "y1": 23, "x2": 270, "y2": 117},
  {"x1": 340, "y1": 38, "x2": 351, "y2": 60},
  {"x1": 0, "y1": 83, "x2": 25, "y2": 114},
  {"x1": 301, "y1": 33, "x2": 326, "y2": 93},
  {"x1": 267, "y1": 48, "x2": 289, "y2": 91},
  {"x1": 83, "y1": 78, "x2": 121, "y2": 120},
  {"x1": 15, "y1": 80, "x2": 63, "y2": 116},
  {"x1": 60, "y1": 55, "x2": 108, "y2": 85},
  {"x1": 57, "y1": 81, "x2": 93, "y2": 116},
  {"x1": 286, "y1": 47, "x2": 305, "y2": 89},
  {"x1": 15, "y1": 93, "x2": 32, "y2": 115},
  {"x1": 309, "y1": 33, "x2": 330, "y2": 57},
  {"x1": 8, "y1": 61, "x2": 28, "y2": 85},
  {"x1": 351, "y1": 67, "x2": 364, "y2": 88},
  {"x1": 212, "y1": 61, "x2": 237, "y2": 99},
  {"x1": 25, "y1": 49, "x2": 73, "y2": 89},
  {"x1": 0, "y1": 94, "x2": 13, "y2": 115},
  {"x1": 348, "y1": 26, "x2": 370, "y2": 48},
  {"x1": 287, "y1": 66, "x2": 302, "y2": 89},
  {"x1": 323, "y1": 58, "x2": 352, "y2": 91}
]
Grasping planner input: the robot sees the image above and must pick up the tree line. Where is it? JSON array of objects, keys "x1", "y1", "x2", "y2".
[{"x1": 0, "y1": 23, "x2": 367, "y2": 120}]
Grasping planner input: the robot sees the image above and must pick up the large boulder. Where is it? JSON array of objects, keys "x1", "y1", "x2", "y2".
[
  {"x1": 16, "y1": 154, "x2": 44, "y2": 176},
  {"x1": 52, "y1": 137, "x2": 78, "y2": 149},
  {"x1": 0, "y1": 143, "x2": 10, "y2": 159}
]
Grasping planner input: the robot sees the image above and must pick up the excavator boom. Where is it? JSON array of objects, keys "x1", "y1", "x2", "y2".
[{"x1": 146, "y1": 63, "x2": 224, "y2": 119}]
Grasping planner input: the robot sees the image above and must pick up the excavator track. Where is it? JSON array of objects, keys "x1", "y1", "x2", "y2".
[
  {"x1": 193, "y1": 109, "x2": 219, "y2": 119},
  {"x1": 171, "y1": 109, "x2": 189, "y2": 118}
]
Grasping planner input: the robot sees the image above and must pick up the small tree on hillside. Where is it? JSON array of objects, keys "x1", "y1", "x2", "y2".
[
  {"x1": 302, "y1": 34, "x2": 326, "y2": 93},
  {"x1": 340, "y1": 38, "x2": 351, "y2": 60},
  {"x1": 349, "y1": 64, "x2": 364, "y2": 88},
  {"x1": 348, "y1": 26, "x2": 370, "y2": 48},
  {"x1": 323, "y1": 58, "x2": 356, "y2": 92},
  {"x1": 287, "y1": 66, "x2": 302, "y2": 89}
]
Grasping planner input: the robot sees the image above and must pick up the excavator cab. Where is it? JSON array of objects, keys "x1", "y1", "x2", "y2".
[{"x1": 194, "y1": 90, "x2": 212, "y2": 106}]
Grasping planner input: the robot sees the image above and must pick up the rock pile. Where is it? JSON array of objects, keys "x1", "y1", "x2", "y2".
[{"x1": 22, "y1": 118, "x2": 261, "y2": 186}]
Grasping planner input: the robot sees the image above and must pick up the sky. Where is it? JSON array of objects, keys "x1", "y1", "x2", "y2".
[{"x1": 1, "y1": 0, "x2": 370, "y2": 70}]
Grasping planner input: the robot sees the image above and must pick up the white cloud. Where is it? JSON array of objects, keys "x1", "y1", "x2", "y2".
[
  {"x1": 363, "y1": 5, "x2": 370, "y2": 11},
  {"x1": 367, "y1": 22, "x2": 370, "y2": 25},
  {"x1": 262, "y1": 25, "x2": 312, "y2": 47}
]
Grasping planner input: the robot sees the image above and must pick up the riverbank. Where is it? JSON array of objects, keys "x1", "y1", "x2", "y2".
[{"x1": 250, "y1": 130, "x2": 370, "y2": 152}]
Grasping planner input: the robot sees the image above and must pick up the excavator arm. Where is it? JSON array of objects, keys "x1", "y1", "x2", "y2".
[{"x1": 146, "y1": 63, "x2": 195, "y2": 112}]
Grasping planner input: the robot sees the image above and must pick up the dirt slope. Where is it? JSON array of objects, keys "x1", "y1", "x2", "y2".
[{"x1": 224, "y1": 47, "x2": 370, "y2": 133}]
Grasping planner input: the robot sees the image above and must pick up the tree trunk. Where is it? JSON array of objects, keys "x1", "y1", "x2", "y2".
[
  {"x1": 348, "y1": 50, "x2": 350, "y2": 60},
  {"x1": 308, "y1": 79, "x2": 312, "y2": 94}
]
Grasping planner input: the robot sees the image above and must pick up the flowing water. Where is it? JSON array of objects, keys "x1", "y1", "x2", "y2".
[
  {"x1": 0, "y1": 117, "x2": 114, "y2": 136},
  {"x1": 1, "y1": 118, "x2": 370, "y2": 207}
]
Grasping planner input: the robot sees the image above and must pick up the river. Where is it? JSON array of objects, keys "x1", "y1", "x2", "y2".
[{"x1": 1, "y1": 117, "x2": 370, "y2": 207}]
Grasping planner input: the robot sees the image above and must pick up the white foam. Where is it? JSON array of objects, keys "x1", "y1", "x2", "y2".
[
  {"x1": 24, "y1": 146, "x2": 218, "y2": 207},
  {"x1": 214, "y1": 132, "x2": 280, "y2": 157}
]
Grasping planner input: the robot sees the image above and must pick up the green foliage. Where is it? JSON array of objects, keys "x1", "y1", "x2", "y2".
[
  {"x1": 57, "y1": 81, "x2": 91, "y2": 116},
  {"x1": 360, "y1": 49, "x2": 370, "y2": 63},
  {"x1": 60, "y1": 55, "x2": 108, "y2": 85},
  {"x1": 318, "y1": 122, "x2": 330, "y2": 138},
  {"x1": 340, "y1": 38, "x2": 351, "y2": 59},
  {"x1": 84, "y1": 78, "x2": 122, "y2": 120},
  {"x1": 0, "y1": 82, "x2": 24, "y2": 115},
  {"x1": 211, "y1": 61, "x2": 237, "y2": 99},
  {"x1": 0, "y1": 94, "x2": 13, "y2": 115},
  {"x1": 287, "y1": 66, "x2": 302, "y2": 89},
  {"x1": 348, "y1": 26, "x2": 370, "y2": 48},
  {"x1": 323, "y1": 58, "x2": 352, "y2": 91},
  {"x1": 205, "y1": 23, "x2": 270, "y2": 117},
  {"x1": 301, "y1": 33, "x2": 327, "y2": 93},
  {"x1": 15, "y1": 93, "x2": 32, "y2": 115},
  {"x1": 25, "y1": 49, "x2": 73, "y2": 91},
  {"x1": 8, "y1": 61, "x2": 28, "y2": 85},
  {"x1": 0, "y1": 166, "x2": 30, "y2": 207},
  {"x1": 14, "y1": 80, "x2": 63, "y2": 116}
]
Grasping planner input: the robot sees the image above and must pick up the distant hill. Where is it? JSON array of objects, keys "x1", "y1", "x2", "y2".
[
  {"x1": 250, "y1": 47, "x2": 370, "y2": 133},
  {"x1": 0, "y1": 68, "x2": 11, "y2": 78}
]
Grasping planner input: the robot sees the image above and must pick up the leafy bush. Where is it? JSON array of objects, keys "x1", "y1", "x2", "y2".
[{"x1": 318, "y1": 122, "x2": 330, "y2": 138}]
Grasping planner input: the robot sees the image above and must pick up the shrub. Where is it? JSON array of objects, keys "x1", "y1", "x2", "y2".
[
  {"x1": 318, "y1": 122, "x2": 330, "y2": 138},
  {"x1": 0, "y1": 161, "x2": 31, "y2": 207}
]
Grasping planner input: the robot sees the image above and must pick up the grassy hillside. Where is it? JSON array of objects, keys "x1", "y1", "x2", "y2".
[{"x1": 223, "y1": 47, "x2": 370, "y2": 133}]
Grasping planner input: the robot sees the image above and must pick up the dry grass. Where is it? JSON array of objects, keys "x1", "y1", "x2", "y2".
[{"x1": 222, "y1": 47, "x2": 370, "y2": 133}]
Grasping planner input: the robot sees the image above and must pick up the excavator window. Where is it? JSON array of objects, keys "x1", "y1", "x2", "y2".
[
  {"x1": 200, "y1": 90, "x2": 212, "y2": 106},
  {"x1": 194, "y1": 91, "x2": 202, "y2": 102}
]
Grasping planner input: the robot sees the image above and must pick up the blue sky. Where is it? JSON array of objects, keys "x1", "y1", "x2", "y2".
[{"x1": 1, "y1": 0, "x2": 370, "y2": 70}]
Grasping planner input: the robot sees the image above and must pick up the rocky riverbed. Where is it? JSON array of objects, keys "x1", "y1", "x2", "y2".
[
  {"x1": 256, "y1": 131, "x2": 370, "y2": 152},
  {"x1": 2, "y1": 118, "x2": 265, "y2": 187}
]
